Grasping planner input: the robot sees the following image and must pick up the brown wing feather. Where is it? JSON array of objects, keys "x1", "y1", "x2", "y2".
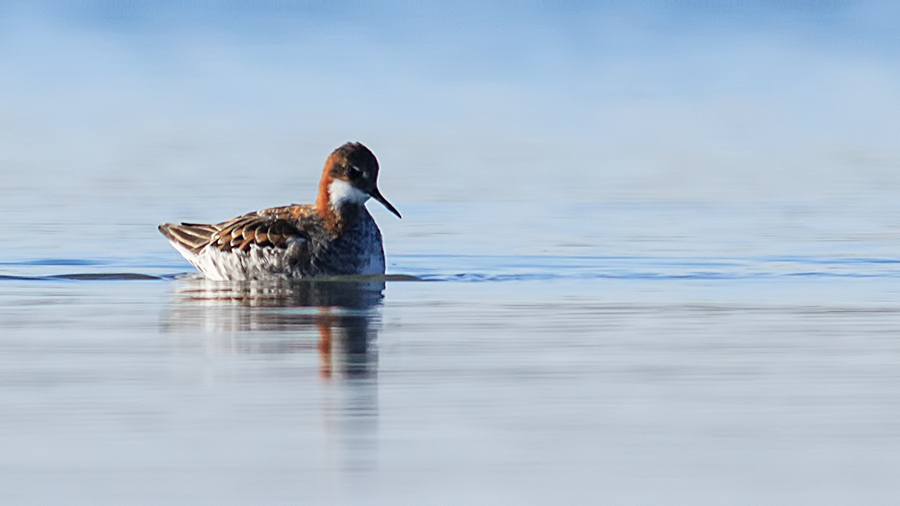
[
  {"x1": 211, "y1": 205, "x2": 314, "y2": 253},
  {"x1": 158, "y1": 223, "x2": 220, "y2": 253},
  {"x1": 160, "y1": 205, "x2": 317, "y2": 254}
]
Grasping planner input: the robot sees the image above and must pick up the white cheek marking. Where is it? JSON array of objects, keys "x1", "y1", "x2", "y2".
[{"x1": 329, "y1": 179, "x2": 370, "y2": 209}]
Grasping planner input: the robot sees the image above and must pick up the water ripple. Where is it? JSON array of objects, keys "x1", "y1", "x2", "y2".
[
  {"x1": 399, "y1": 254, "x2": 900, "y2": 282},
  {"x1": 1, "y1": 254, "x2": 900, "y2": 283}
]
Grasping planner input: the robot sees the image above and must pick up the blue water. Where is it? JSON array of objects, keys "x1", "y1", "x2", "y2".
[{"x1": 3, "y1": 2, "x2": 900, "y2": 505}]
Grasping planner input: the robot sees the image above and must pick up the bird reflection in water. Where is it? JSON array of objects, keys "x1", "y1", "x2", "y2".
[
  {"x1": 162, "y1": 277, "x2": 385, "y2": 380},
  {"x1": 163, "y1": 278, "x2": 384, "y2": 478}
]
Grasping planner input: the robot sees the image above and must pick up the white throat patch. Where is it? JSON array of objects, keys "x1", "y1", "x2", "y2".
[{"x1": 329, "y1": 179, "x2": 370, "y2": 210}]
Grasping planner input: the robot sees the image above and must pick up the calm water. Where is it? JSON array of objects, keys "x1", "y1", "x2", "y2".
[{"x1": 3, "y1": 2, "x2": 900, "y2": 505}]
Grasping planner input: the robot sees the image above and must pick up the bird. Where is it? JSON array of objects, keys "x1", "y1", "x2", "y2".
[{"x1": 159, "y1": 142, "x2": 400, "y2": 281}]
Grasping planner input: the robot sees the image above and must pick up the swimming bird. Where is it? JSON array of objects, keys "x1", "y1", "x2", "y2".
[{"x1": 159, "y1": 142, "x2": 400, "y2": 281}]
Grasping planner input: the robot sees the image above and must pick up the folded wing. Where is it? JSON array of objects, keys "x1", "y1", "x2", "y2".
[{"x1": 160, "y1": 205, "x2": 315, "y2": 254}]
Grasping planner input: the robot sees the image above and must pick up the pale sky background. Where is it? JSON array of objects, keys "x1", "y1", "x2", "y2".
[{"x1": 1, "y1": 1, "x2": 899, "y2": 257}]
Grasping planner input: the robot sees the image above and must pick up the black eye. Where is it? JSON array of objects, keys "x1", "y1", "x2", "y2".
[{"x1": 350, "y1": 165, "x2": 362, "y2": 175}]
